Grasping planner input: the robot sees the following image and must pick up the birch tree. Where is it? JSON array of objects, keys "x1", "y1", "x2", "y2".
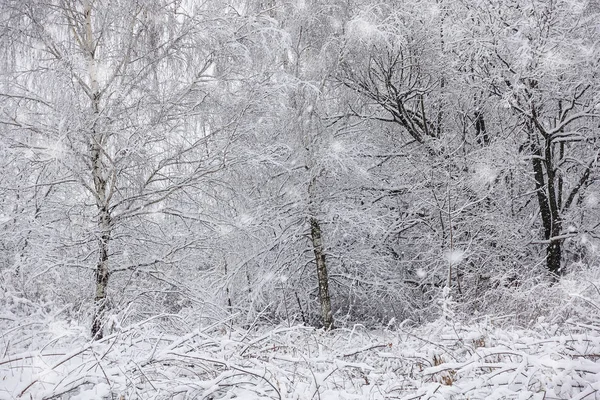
[{"x1": 0, "y1": 0, "x2": 239, "y2": 338}]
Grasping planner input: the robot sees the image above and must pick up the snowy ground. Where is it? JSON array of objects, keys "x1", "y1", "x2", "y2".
[{"x1": 2, "y1": 309, "x2": 600, "y2": 400}]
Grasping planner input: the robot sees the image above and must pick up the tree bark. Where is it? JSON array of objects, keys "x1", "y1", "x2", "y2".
[
  {"x1": 310, "y1": 217, "x2": 334, "y2": 330},
  {"x1": 543, "y1": 131, "x2": 563, "y2": 276},
  {"x1": 92, "y1": 207, "x2": 111, "y2": 339},
  {"x1": 474, "y1": 110, "x2": 489, "y2": 146},
  {"x1": 527, "y1": 120, "x2": 563, "y2": 276},
  {"x1": 82, "y1": 1, "x2": 114, "y2": 338}
]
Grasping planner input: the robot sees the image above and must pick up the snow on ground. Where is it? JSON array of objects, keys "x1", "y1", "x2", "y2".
[{"x1": 2, "y1": 310, "x2": 600, "y2": 400}]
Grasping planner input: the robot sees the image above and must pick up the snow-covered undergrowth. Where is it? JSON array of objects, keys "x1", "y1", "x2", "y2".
[
  {"x1": 2, "y1": 310, "x2": 600, "y2": 400},
  {"x1": 3, "y1": 270, "x2": 600, "y2": 400}
]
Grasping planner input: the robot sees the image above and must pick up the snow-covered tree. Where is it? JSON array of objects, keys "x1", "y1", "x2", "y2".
[{"x1": 0, "y1": 0, "x2": 243, "y2": 338}]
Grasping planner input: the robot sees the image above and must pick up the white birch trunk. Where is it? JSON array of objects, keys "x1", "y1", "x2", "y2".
[{"x1": 81, "y1": 1, "x2": 112, "y2": 339}]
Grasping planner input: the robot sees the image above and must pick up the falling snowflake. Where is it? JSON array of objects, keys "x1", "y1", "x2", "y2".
[
  {"x1": 238, "y1": 214, "x2": 253, "y2": 227},
  {"x1": 346, "y1": 17, "x2": 383, "y2": 42},
  {"x1": 330, "y1": 141, "x2": 344, "y2": 154},
  {"x1": 444, "y1": 249, "x2": 465, "y2": 265},
  {"x1": 584, "y1": 193, "x2": 598, "y2": 208},
  {"x1": 474, "y1": 164, "x2": 498, "y2": 185}
]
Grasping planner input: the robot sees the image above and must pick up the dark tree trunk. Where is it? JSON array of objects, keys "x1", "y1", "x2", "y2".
[
  {"x1": 527, "y1": 120, "x2": 563, "y2": 276},
  {"x1": 474, "y1": 110, "x2": 489, "y2": 146},
  {"x1": 546, "y1": 231, "x2": 563, "y2": 276}
]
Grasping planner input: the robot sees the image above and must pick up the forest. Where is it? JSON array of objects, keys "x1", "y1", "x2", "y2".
[{"x1": 1, "y1": 0, "x2": 600, "y2": 398}]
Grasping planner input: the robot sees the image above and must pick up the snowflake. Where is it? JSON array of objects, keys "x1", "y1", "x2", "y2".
[
  {"x1": 474, "y1": 164, "x2": 498, "y2": 185},
  {"x1": 584, "y1": 193, "x2": 598, "y2": 208},
  {"x1": 444, "y1": 249, "x2": 465, "y2": 265},
  {"x1": 330, "y1": 141, "x2": 344, "y2": 154}
]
